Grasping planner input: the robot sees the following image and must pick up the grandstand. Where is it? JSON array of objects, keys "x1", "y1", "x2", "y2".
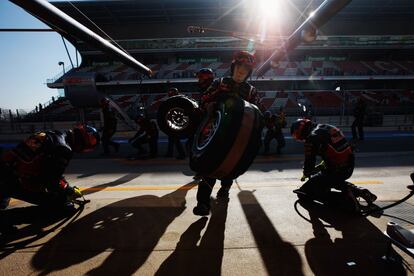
[{"x1": 23, "y1": 0, "x2": 414, "y2": 128}]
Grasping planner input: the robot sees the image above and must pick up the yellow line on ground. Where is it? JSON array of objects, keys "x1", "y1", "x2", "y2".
[
  {"x1": 117, "y1": 156, "x2": 303, "y2": 165},
  {"x1": 351, "y1": 180, "x2": 383, "y2": 185},
  {"x1": 5, "y1": 180, "x2": 383, "y2": 207},
  {"x1": 80, "y1": 180, "x2": 382, "y2": 192},
  {"x1": 81, "y1": 185, "x2": 197, "y2": 191}
]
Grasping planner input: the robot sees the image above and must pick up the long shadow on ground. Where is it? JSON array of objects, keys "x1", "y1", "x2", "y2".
[
  {"x1": 298, "y1": 198, "x2": 409, "y2": 275},
  {"x1": 81, "y1": 172, "x2": 142, "y2": 196},
  {"x1": 0, "y1": 205, "x2": 81, "y2": 261},
  {"x1": 239, "y1": 190, "x2": 305, "y2": 276},
  {"x1": 30, "y1": 182, "x2": 194, "y2": 275},
  {"x1": 155, "y1": 198, "x2": 228, "y2": 275}
]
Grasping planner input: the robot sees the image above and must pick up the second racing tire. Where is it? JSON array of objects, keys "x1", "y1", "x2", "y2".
[{"x1": 157, "y1": 95, "x2": 201, "y2": 138}]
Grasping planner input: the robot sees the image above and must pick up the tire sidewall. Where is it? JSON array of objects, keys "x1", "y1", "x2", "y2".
[{"x1": 190, "y1": 96, "x2": 244, "y2": 174}]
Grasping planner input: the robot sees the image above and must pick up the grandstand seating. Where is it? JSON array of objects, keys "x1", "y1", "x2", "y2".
[
  {"x1": 260, "y1": 97, "x2": 276, "y2": 110},
  {"x1": 70, "y1": 60, "x2": 414, "y2": 82},
  {"x1": 362, "y1": 61, "x2": 403, "y2": 75},
  {"x1": 399, "y1": 61, "x2": 414, "y2": 71},
  {"x1": 24, "y1": 89, "x2": 414, "y2": 122},
  {"x1": 303, "y1": 91, "x2": 343, "y2": 108},
  {"x1": 402, "y1": 90, "x2": 414, "y2": 101},
  {"x1": 285, "y1": 98, "x2": 299, "y2": 109},
  {"x1": 39, "y1": 98, "x2": 72, "y2": 114}
]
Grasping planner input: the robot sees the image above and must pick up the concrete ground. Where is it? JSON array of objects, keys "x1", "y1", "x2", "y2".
[{"x1": 1, "y1": 134, "x2": 414, "y2": 275}]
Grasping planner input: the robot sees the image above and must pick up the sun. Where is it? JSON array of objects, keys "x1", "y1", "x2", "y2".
[{"x1": 256, "y1": 0, "x2": 284, "y2": 42}]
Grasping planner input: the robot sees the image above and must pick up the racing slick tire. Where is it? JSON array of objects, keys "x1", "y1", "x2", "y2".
[{"x1": 190, "y1": 96, "x2": 264, "y2": 179}]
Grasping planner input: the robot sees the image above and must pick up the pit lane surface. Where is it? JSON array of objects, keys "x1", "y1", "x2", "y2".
[{"x1": 1, "y1": 146, "x2": 414, "y2": 275}]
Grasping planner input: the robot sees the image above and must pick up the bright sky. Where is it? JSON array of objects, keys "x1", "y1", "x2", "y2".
[{"x1": 0, "y1": 1, "x2": 78, "y2": 112}]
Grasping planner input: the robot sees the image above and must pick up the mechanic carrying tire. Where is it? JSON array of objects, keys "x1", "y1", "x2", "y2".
[{"x1": 190, "y1": 51, "x2": 265, "y2": 216}]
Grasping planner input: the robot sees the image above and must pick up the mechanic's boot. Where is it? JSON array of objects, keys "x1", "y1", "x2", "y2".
[
  {"x1": 359, "y1": 189, "x2": 377, "y2": 205},
  {"x1": 62, "y1": 201, "x2": 77, "y2": 213},
  {"x1": 193, "y1": 203, "x2": 210, "y2": 216},
  {"x1": 293, "y1": 188, "x2": 309, "y2": 200},
  {"x1": 217, "y1": 186, "x2": 230, "y2": 199}
]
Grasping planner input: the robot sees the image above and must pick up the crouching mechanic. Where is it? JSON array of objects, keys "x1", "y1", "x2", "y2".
[
  {"x1": 0, "y1": 124, "x2": 99, "y2": 212},
  {"x1": 290, "y1": 119, "x2": 377, "y2": 212},
  {"x1": 193, "y1": 51, "x2": 264, "y2": 216}
]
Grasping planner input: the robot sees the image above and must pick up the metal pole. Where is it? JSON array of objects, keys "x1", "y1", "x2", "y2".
[
  {"x1": 256, "y1": 0, "x2": 352, "y2": 77},
  {"x1": 76, "y1": 49, "x2": 79, "y2": 67},
  {"x1": 10, "y1": 0, "x2": 151, "y2": 76},
  {"x1": 61, "y1": 35, "x2": 74, "y2": 69}
]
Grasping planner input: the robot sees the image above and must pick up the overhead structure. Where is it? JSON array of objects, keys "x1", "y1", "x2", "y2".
[
  {"x1": 255, "y1": 0, "x2": 352, "y2": 77},
  {"x1": 10, "y1": 0, "x2": 152, "y2": 76}
]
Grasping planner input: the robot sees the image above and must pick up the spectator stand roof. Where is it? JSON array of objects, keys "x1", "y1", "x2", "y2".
[{"x1": 53, "y1": 0, "x2": 414, "y2": 42}]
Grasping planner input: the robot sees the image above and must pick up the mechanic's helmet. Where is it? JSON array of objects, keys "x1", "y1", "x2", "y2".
[
  {"x1": 264, "y1": 111, "x2": 272, "y2": 118},
  {"x1": 290, "y1": 119, "x2": 312, "y2": 142},
  {"x1": 167, "y1": 87, "x2": 179, "y2": 97},
  {"x1": 230, "y1": 51, "x2": 256, "y2": 79},
  {"x1": 196, "y1": 68, "x2": 214, "y2": 89},
  {"x1": 72, "y1": 124, "x2": 100, "y2": 153}
]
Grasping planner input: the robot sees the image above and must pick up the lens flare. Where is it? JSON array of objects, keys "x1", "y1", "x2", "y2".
[{"x1": 257, "y1": 0, "x2": 282, "y2": 42}]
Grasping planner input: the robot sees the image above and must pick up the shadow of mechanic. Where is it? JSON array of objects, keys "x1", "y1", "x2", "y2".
[
  {"x1": 239, "y1": 190, "x2": 304, "y2": 276},
  {"x1": 155, "y1": 198, "x2": 228, "y2": 275},
  {"x1": 31, "y1": 182, "x2": 195, "y2": 275},
  {"x1": 0, "y1": 205, "x2": 80, "y2": 260},
  {"x1": 298, "y1": 198, "x2": 408, "y2": 275}
]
